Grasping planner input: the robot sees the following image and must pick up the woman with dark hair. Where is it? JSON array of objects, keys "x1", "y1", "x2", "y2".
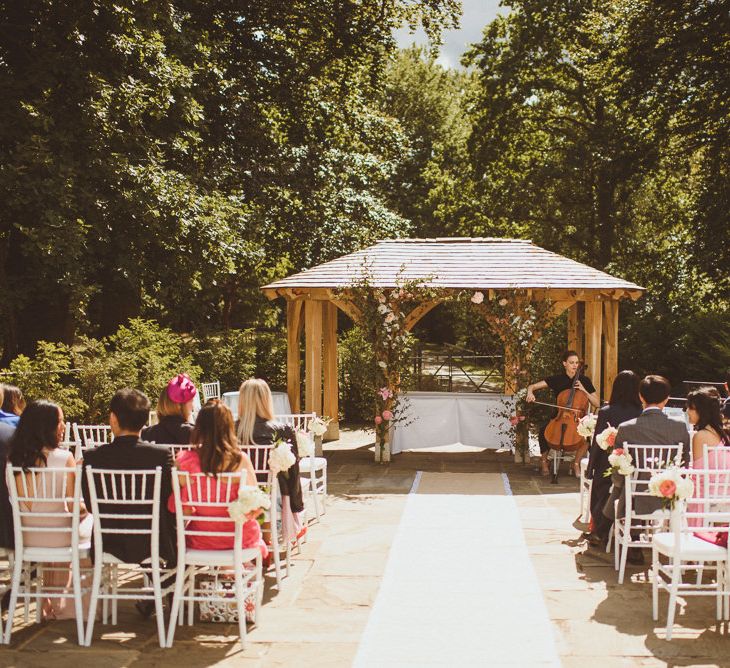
[
  {"x1": 687, "y1": 387, "x2": 728, "y2": 463},
  {"x1": 585, "y1": 371, "x2": 643, "y2": 546},
  {"x1": 7, "y1": 400, "x2": 90, "y2": 619},
  {"x1": 1, "y1": 384, "x2": 25, "y2": 417},
  {"x1": 167, "y1": 401, "x2": 266, "y2": 557}
]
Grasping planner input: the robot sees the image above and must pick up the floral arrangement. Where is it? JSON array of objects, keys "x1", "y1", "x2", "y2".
[
  {"x1": 295, "y1": 430, "x2": 314, "y2": 458},
  {"x1": 603, "y1": 447, "x2": 635, "y2": 476},
  {"x1": 648, "y1": 466, "x2": 694, "y2": 510},
  {"x1": 307, "y1": 416, "x2": 331, "y2": 437},
  {"x1": 596, "y1": 425, "x2": 618, "y2": 451},
  {"x1": 269, "y1": 439, "x2": 296, "y2": 476},
  {"x1": 577, "y1": 413, "x2": 598, "y2": 439},
  {"x1": 337, "y1": 264, "x2": 441, "y2": 461},
  {"x1": 228, "y1": 485, "x2": 271, "y2": 521}
]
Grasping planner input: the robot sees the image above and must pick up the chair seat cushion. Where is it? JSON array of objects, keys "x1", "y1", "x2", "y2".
[
  {"x1": 185, "y1": 547, "x2": 261, "y2": 566},
  {"x1": 299, "y1": 457, "x2": 327, "y2": 473},
  {"x1": 653, "y1": 532, "x2": 728, "y2": 560}
]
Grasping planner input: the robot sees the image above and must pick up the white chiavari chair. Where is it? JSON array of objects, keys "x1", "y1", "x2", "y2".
[
  {"x1": 166, "y1": 470, "x2": 263, "y2": 650},
  {"x1": 240, "y1": 443, "x2": 291, "y2": 588},
  {"x1": 4, "y1": 463, "x2": 89, "y2": 645},
  {"x1": 201, "y1": 381, "x2": 221, "y2": 402},
  {"x1": 277, "y1": 413, "x2": 327, "y2": 519},
  {"x1": 613, "y1": 443, "x2": 683, "y2": 584},
  {"x1": 72, "y1": 424, "x2": 112, "y2": 459},
  {"x1": 652, "y1": 497, "x2": 730, "y2": 639},
  {"x1": 154, "y1": 443, "x2": 198, "y2": 464},
  {"x1": 84, "y1": 466, "x2": 168, "y2": 647}
]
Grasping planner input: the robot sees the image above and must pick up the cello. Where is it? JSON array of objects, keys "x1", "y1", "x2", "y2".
[{"x1": 542, "y1": 363, "x2": 590, "y2": 484}]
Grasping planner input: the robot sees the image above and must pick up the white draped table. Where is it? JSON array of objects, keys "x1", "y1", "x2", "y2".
[
  {"x1": 390, "y1": 391, "x2": 514, "y2": 454},
  {"x1": 221, "y1": 390, "x2": 291, "y2": 420}
]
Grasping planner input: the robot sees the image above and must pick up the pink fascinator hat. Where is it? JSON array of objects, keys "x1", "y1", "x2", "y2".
[{"x1": 166, "y1": 373, "x2": 197, "y2": 404}]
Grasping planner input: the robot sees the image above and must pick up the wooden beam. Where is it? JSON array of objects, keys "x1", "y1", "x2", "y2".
[
  {"x1": 330, "y1": 298, "x2": 362, "y2": 324},
  {"x1": 602, "y1": 301, "x2": 619, "y2": 400},
  {"x1": 403, "y1": 300, "x2": 443, "y2": 331},
  {"x1": 584, "y1": 301, "x2": 602, "y2": 399},
  {"x1": 567, "y1": 302, "x2": 583, "y2": 359},
  {"x1": 322, "y1": 301, "x2": 339, "y2": 440},
  {"x1": 304, "y1": 300, "x2": 323, "y2": 417},
  {"x1": 551, "y1": 300, "x2": 575, "y2": 319},
  {"x1": 286, "y1": 300, "x2": 303, "y2": 413}
]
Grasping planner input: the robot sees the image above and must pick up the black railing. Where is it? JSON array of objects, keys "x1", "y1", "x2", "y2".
[{"x1": 410, "y1": 347, "x2": 504, "y2": 393}]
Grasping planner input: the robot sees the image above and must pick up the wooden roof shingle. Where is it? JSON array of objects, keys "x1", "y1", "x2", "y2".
[{"x1": 262, "y1": 238, "x2": 644, "y2": 299}]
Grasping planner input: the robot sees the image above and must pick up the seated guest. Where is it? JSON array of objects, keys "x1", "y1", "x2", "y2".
[
  {"x1": 8, "y1": 400, "x2": 91, "y2": 619},
  {"x1": 585, "y1": 371, "x2": 642, "y2": 546},
  {"x1": 687, "y1": 387, "x2": 730, "y2": 525},
  {"x1": 1, "y1": 384, "x2": 25, "y2": 417},
  {"x1": 81, "y1": 389, "x2": 176, "y2": 568},
  {"x1": 0, "y1": 418, "x2": 14, "y2": 549},
  {"x1": 168, "y1": 401, "x2": 267, "y2": 558},
  {"x1": 0, "y1": 385, "x2": 20, "y2": 427},
  {"x1": 236, "y1": 379, "x2": 304, "y2": 538},
  {"x1": 141, "y1": 374, "x2": 196, "y2": 444},
  {"x1": 604, "y1": 375, "x2": 690, "y2": 561}
]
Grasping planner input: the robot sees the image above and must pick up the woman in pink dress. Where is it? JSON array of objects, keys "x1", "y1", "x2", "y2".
[
  {"x1": 167, "y1": 401, "x2": 267, "y2": 558},
  {"x1": 687, "y1": 387, "x2": 730, "y2": 526}
]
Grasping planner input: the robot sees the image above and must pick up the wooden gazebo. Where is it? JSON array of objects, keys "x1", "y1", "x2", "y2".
[{"x1": 262, "y1": 238, "x2": 644, "y2": 439}]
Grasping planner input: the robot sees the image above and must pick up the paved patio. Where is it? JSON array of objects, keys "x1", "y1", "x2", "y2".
[{"x1": 2, "y1": 436, "x2": 729, "y2": 667}]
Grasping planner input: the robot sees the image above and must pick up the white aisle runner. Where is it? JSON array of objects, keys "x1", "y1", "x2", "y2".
[{"x1": 353, "y1": 472, "x2": 560, "y2": 667}]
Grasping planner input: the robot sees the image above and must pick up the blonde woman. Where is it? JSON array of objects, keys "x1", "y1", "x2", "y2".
[
  {"x1": 236, "y1": 379, "x2": 304, "y2": 529},
  {"x1": 142, "y1": 374, "x2": 197, "y2": 445}
]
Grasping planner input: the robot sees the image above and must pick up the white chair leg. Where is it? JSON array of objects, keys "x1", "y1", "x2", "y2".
[
  {"x1": 652, "y1": 546, "x2": 659, "y2": 621},
  {"x1": 618, "y1": 534, "x2": 629, "y2": 585},
  {"x1": 272, "y1": 543, "x2": 282, "y2": 588},
  {"x1": 311, "y1": 478, "x2": 321, "y2": 521},
  {"x1": 151, "y1": 566, "x2": 166, "y2": 648},
  {"x1": 233, "y1": 562, "x2": 247, "y2": 651},
  {"x1": 166, "y1": 564, "x2": 188, "y2": 647},
  {"x1": 85, "y1": 559, "x2": 103, "y2": 646},
  {"x1": 71, "y1": 558, "x2": 85, "y2": 645},
  {"x1": 4, "y1": 557, "x2": 23, "y2": 643},
  {"x1": 187, "y1": 567, "x2": 195, "y2": 626},
  {"x1": 23, "y1": 565, "x2": 31, "y2": 624},
  {"x1": 285, "y1": 544, "x2": 291, "y2": 578},
  {"x1": 35, "y1": 564, "x2": 43, "y2": 623},
  {"x1": 695, "y1": 560, "x2": 704, "y2": 586},
  {"x1": 665, "y1": 557, "x2": 682, "y2": 640},
  {"x1": 111, "y1": 563, "x2": 118, "y2": 625}
]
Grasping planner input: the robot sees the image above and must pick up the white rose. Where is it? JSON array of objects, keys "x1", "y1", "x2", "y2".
[
  {"x1": 269, "y1": 441, "x2": 296, "y2": 475},
  {"x1": 228, "y1": 485, "x2": 271, "y2": 521},
  {"x1": 308, "y1": 416, "x2": 330, "y2": 437},
  {"x1": 470, "y1": 291, "x2": 484, "y2": 304},
  {"x1": 499, "y1": 298, "x2": 508, "y2": 306}
]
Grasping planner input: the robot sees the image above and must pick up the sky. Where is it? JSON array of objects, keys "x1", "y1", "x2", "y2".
[{"x1": 394, "y1": 0, "x2": 505, "y2": 68}]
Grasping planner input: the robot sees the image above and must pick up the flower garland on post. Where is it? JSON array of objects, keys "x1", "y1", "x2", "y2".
[
  {"x1": 338, "y1": 265, "x2": 442, "y2": 462},
  {"x1": 469, "y1": 289, "x2": 556, "y2": 463}
]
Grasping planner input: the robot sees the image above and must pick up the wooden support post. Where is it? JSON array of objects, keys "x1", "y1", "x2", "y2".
[
  {"x1": 286, "y1": 300, "x2": 303, "y2": 413},
  {"x1": 567, "y1": 302, "x2": 583, "y2": 359},
  {"x1": 602, "y1": 301, "x2": 619, "y2": 401},
  {"x1": 304, "y1": 300, "x2": 323, "y2": 417},
  {"x1": 503, "y1": 342, "x2": 517, "y2": 396},
  {"x1": 584, "y1": 301, "x2": 603, "y2": 400},
  {"x1": 322, "y1": 301, "x2": 339, "y2": 440}
]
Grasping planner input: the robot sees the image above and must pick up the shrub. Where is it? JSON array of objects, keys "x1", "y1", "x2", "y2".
[
  {"x1": 193, "y1": 329, "x2": 256, "y2": 394},
  {"x1": 253, "y1": 331, "x2": 287, "y2": 391},
  {"x1": 338, "y1": 326, "x2": 375, "y2": 423}
]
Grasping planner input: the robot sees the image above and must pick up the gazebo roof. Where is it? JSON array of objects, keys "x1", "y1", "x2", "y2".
[{"x1": 262, "y1": 238, "x2": 644, "y2": 300}]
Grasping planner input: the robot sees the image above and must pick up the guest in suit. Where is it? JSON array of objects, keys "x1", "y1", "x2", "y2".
[
  {"x1": 585, "y1": 371, "x2": 642, "y2": 546},
  {"x1": 141, "y1": 374, "x2": 197, "y2": 445},
  {"x1": 81, "y1": 388, "x2": 176, "y2": 568},
  {"x1": 604, "y1": 375, "x2": 690, "y2": 561}
]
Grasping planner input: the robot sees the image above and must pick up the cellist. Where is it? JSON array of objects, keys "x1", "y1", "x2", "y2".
[{"x1": 526, "y1": 350, "x2": 599, "y2": 476}]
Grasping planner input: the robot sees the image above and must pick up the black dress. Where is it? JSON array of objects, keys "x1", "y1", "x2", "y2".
[
  {"x1": 586, "y1": 402, "x2": 642, "y2": 539},
  {"x1": 142, "y1": 415, "x2": 193, "y2": 445}
]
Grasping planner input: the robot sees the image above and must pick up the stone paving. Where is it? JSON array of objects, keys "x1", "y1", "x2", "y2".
[{"x1": 2, "y1": 437, "x2": 729, "y2": 667}]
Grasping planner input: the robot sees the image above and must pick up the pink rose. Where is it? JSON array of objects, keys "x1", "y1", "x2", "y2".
[
  {"x1": 605, "y1": 432, "x2": 616, "y2": 448},
  {"x1": 378, "y1": 387, "x2": 392, "y2": 400},
  {"x1": 509, "y1": 416, "x2": 519, "y2": 427},
  {"x1": 374, "y1": 415, "x2": 383, "y2": 425},
  {"x1": 659, "y1": 479, "x2": 677, "y2": 498},
  {"x1": 612, "y1": 448, "x2": 624, "y2": 456},
  {"x1": 382, "y1": 410, "x2": 393, "y2": 421}
]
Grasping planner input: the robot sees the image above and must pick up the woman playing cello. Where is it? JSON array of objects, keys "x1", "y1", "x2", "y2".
[{"x1": 526, "y1": 350, "x2": 599, "y2": 476}]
